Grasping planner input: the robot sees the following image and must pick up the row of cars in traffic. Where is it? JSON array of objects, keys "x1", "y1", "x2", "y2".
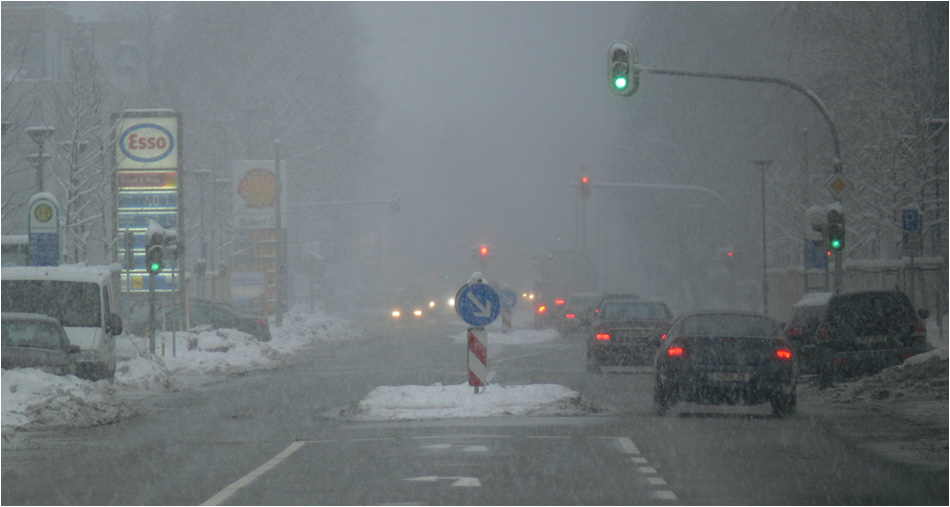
[{"x1": 535, "y1": 288, "x2": 931, "y2": 418}]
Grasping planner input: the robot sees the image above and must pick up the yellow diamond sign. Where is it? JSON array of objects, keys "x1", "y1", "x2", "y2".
[{"x1": 825, "y1": 174, "x2": 851, "y2": 197}]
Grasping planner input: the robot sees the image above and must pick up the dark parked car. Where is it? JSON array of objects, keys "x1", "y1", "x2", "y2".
[
  {"x1": 2, "y1": 312, "x2": 81, "y2": 376},
  {"x1": 654, "y1": 310, "x2": 798, "y2": 418},
  {"x1": 782, "y1": 292, "x2": 834, "y2": 374},
  {"x1": 787, "y1": 289, "x2": 929, "y2": 388},
  {"x1": 586, "y1": 298, "x2": 672, "y2": 372},
  {"x1": 558, "y1": 292, "x2": 603, "y2": 336},
  {"x1": 131, "y1": 300, "x2": 272, "y2": 341}
]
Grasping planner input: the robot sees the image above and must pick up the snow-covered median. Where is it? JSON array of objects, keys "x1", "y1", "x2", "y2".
[{"x1": 347, "y1": 382, "x2": 598, "y2": 421}]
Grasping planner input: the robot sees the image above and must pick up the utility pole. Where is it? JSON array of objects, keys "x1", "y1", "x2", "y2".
[
  {"x1": 274, "y1": 140, "x2": 284, "y2": 327},
  {"x1": 754, "y1": 160, "x2": 772, "y2": 314}
]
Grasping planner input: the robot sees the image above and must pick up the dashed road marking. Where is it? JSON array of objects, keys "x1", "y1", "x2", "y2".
[{"x1": 202, "y1": 440, "x2": 312, "y2": 506}]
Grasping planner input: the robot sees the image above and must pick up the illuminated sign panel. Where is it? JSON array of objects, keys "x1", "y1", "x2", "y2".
[
  {"x1": 113, "y1": 110, "x2": 182, "y2": 294},
  {"x1": 115, "y1": 116, "x2": 179, "y2": 170}
]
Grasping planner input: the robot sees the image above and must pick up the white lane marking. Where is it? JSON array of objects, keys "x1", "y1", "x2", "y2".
[
  {"x1": 656, "y1": 490, "x2": 678, "y2": 500},
  {"x1": 617, "y1": 437, "x2": 640, "y2": 455},
  {"x1": 420, "y1": 443, "x2": 488, "y2": 452},
  {"x1": 630, "y1": 457, "x2": 649, "y2": 464},
  {"x1": 202, "y1": 441, "x2": 310, "y2": 506},
  {"x1": 403, "y1": 476, "x2": 481, "y2": 487},
  {"x1": 637, "y1": 467, "x2": 657, "y2": 474},
  {"x1": 648, "y1": 477, "x2": 668, "y2": 486}
]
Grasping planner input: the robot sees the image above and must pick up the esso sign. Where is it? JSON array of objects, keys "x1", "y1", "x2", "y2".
[{"x1": 119, "y1": 123, "x2": 175, "y2": 163}]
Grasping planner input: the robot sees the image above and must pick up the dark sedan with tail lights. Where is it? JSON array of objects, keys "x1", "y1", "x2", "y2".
[{"x1": 653, "y1": 311, "x2": 798, "y2": 418}]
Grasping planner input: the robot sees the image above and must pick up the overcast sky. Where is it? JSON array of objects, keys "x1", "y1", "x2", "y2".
[{"x1": 356, "y1": 3, "x2": 637, "y2": 291}]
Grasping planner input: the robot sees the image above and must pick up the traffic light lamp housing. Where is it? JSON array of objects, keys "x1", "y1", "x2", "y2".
[
  {"x1": 609, "y1": 41, "x2": 639, "y2": 96},
  {"x1": 827, "y1": 208, "x2": 845, "y2": 251},
  {"x1": 146, "y1": 230, "x2": 165, "y2": 274},
  {"x1": 580, "y1": 175, "x2": 591, "y2": 197}
]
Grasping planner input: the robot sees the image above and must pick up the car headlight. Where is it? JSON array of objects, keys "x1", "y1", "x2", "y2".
[
  {"x1": 391, "y1": 310, "x2": 401, "y2": 318},
  {"x1": 413, "y1": 309, "x2": 423, "y2": 317},
  {"x1": 428, "y1": 301, "x2": 436, "y2": 308},
  {"x1": 448, "y1": 297, "x2": 455, "y2": 307}
]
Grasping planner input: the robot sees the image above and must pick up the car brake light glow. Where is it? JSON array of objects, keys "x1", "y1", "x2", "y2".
[
  {"x1": 555, "y1": 299, "x2": 565, "y2": 306},
  {"x1": 537, "y1": 305, "x2": 547, "y2": 315},
  {"x1": 667, "y1": 346, "x2": 686, "y2": 358},
  {"x1": 595, "y1": 333, "x2": 611, "y2": 341},
  {"x1": 566, "y1": 313, "x2": 576, "y2": 319},
  {"x1": 774, "y1": 349, "x2": 793, "y2": 361},
  {"x1": 660, "y1": 333, "x2": 667, "y2": 340}
]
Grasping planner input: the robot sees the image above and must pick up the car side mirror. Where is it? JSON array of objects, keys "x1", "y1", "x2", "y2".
[
  {"x1": 67, "y1": 344, "x2": 81, "y2": 354},
  {"x1": 918, "y1": 309, "x2": 930, "y2": 320},
  {"x1": 107, "y1": 313, "x2": 123, "y2": 335}
]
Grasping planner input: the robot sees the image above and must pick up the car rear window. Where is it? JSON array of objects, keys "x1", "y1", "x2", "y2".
[
  {"x1": 601, "y1": 302, "x2": 670, "y2": 320},
  {"x1": 828, "y1": 292, "x2": 914, "y2": 335},
  {"x1": 680, "y1": 314, "x2": 777, "y2": 337}
]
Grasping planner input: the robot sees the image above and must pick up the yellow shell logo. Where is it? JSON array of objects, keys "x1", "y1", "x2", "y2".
[
  {"x1": 34, "y1": 204, "x2": 53, "y2": 222},
  {"x1": 238, "y1": 168, "x2": 277, "y2": 208}
]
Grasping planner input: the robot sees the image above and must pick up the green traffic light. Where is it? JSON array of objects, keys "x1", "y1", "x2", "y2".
[
  {"x1": 614, "y1": 76, "x2": 628, "y2": 90},
  {"x1": 149, "y1": 262, "x2": 161, "y2": 273},
  {"x1": 830, "y1": 239, "x2": 842, "y2": 250}
]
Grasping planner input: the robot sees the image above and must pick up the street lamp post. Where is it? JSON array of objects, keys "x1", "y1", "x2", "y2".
[
  {"x1": 753, "y1": 159, "x2": 772, "y2": 314},
  {"x1": 193, "y1": 169, "x2": 212, "y2": 299},
  {"x1": 25, "y1": 126, "x2": 55, "y2": 193}
]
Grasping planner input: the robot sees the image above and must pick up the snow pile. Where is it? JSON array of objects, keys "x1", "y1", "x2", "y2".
[
  {"x1": 348, "y1": 382, "x2": 594, "y2": 421},
  {"x1": 2, "y1": 369, "x2": 132, "y2": 433},
  {"x1": 828, "y1": 348, "x2": 949, "y2": 403}
]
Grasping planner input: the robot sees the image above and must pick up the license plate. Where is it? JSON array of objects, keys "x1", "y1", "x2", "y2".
[{"x1": 712, "y1": 372, "x2": 750, "y2": 382}]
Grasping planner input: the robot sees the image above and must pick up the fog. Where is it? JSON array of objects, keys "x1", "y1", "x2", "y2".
[{"x1": 355, "y1": 3, "x2": 636, "y2": 294}]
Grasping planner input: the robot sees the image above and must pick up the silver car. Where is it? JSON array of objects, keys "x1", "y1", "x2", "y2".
[{"x1": 2, "y1": 312, "x2": 80, "y2": 376}]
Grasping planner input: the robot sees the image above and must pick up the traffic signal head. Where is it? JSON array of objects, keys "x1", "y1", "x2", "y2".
[
  {"x1": 480, "y1": 245, "x2": 490, "y2": 256},
  {"x1": 580, "y1": 175, "x2": 591, "y2": 197},
  {"x1": 608, "y1": 41, "x2": 639, "y2": 96},
  {"x1": 146, "y1": 230, "x2": 165, "y2": 274},
  {"x1": 827, "y1": 209, "x2": 845, "y2": 251}
]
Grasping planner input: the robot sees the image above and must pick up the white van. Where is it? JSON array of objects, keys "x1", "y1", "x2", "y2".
[{"x1": 2, "y1": 264, "x2": 123, "y2": 380}]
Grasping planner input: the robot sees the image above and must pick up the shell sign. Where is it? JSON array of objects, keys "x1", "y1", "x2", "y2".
[
  {"x1": 231, "y1": 161, "x2": 286, "y2": 229},
  {"x1": 116, "y1": 115, "x2": 179, "y2": 170}
]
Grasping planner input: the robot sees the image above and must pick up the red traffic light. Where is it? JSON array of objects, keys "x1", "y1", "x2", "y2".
[
  {"x1": 581, "y1": 175, "x2": 589, "y2": 184},
  {"x1": 480, "y1": 246, "x2": 490, "y2": 256}
]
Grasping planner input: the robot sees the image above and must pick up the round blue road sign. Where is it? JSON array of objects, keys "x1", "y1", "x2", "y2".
[
  {"x1": 499, "y1": 288, "x2": 518, "y2": 309},
  {"x1": 456, "y1": 283, "x2": 501, "y2": 327}
]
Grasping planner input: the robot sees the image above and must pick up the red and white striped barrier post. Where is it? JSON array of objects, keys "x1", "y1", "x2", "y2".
[
  {"x1": 501, "y1": 308, "x2": 511, "y2": 334},
  {"x1": 468, "y1": 327, "x2": 488, "y2": 394}
]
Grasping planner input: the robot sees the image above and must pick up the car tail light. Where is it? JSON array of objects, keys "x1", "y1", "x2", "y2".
[
  {"x1": 660, "y1": 333, "x2": 667, "y2": 341},
  {"x1": 595, "y1": 308, "x2": 599, "y2": 314},
  {"x1": 537, "y1": 305, "x2": 547, "y2": 315},
  {"x1": 555, "y1": 299, "x2": 565, "y2": 306},
  {"x1": 255, "y1": 318, "x2": 267, "y2": 327},
  {"x1": 772, "y1": 338, "x2": 793, "y2": 361},
  {"x1": 595, "y1": 332, "x2": 611, "y2": 341},
  {"x1": 566, "y1": 313, "x2": 576, "y2": 319},
  {"x1": 785, "y1": 327, "x2": 802, "y2": 338},
  {"x1": 667, "y1": 338, "x2": 688, "y2": 358},
  {"x1": 913, "y1": 319, "x2": 926, "y2": 334}
]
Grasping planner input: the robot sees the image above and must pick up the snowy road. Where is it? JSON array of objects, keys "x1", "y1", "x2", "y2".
[{"x1": 2, "y1": 314, "x2": 947, "y2": 504}]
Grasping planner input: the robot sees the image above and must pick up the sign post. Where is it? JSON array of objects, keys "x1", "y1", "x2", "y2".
[
  {"x1": 28, "y1": 193, "x2": 59, "y2": 266},
  {"x1": 456, "y1": 280, "x2": 501, "y2": 394},
  {"x1": 499, "y1": 288, "x2": 517, "y2": 334}
]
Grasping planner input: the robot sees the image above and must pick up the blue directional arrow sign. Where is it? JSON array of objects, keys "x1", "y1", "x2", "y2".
[
  {"x1": 499, "y1": 288, "x2": 518, "y2": 310},
  {"x1": 455, "y1": 283, "x2": 501, "y2": 327}
]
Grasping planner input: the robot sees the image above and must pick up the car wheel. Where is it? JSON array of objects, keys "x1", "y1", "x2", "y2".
[
  {"x1": 771, "y1": 393, "x2": 796, "y2": 418},
  {"x1": 818, "y1": 364, "x2": 835, "y2": 390},
  {"x1": 654, "y1": 381, "x2": 672, "y2": 416},
  {"x1": 586, "y1": 352, "x2": 600, "y2": 373}
]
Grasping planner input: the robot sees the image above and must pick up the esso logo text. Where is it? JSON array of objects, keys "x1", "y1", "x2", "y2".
[{"x1": 119, "y1": 123, "x2": 175, "y2": 163}]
